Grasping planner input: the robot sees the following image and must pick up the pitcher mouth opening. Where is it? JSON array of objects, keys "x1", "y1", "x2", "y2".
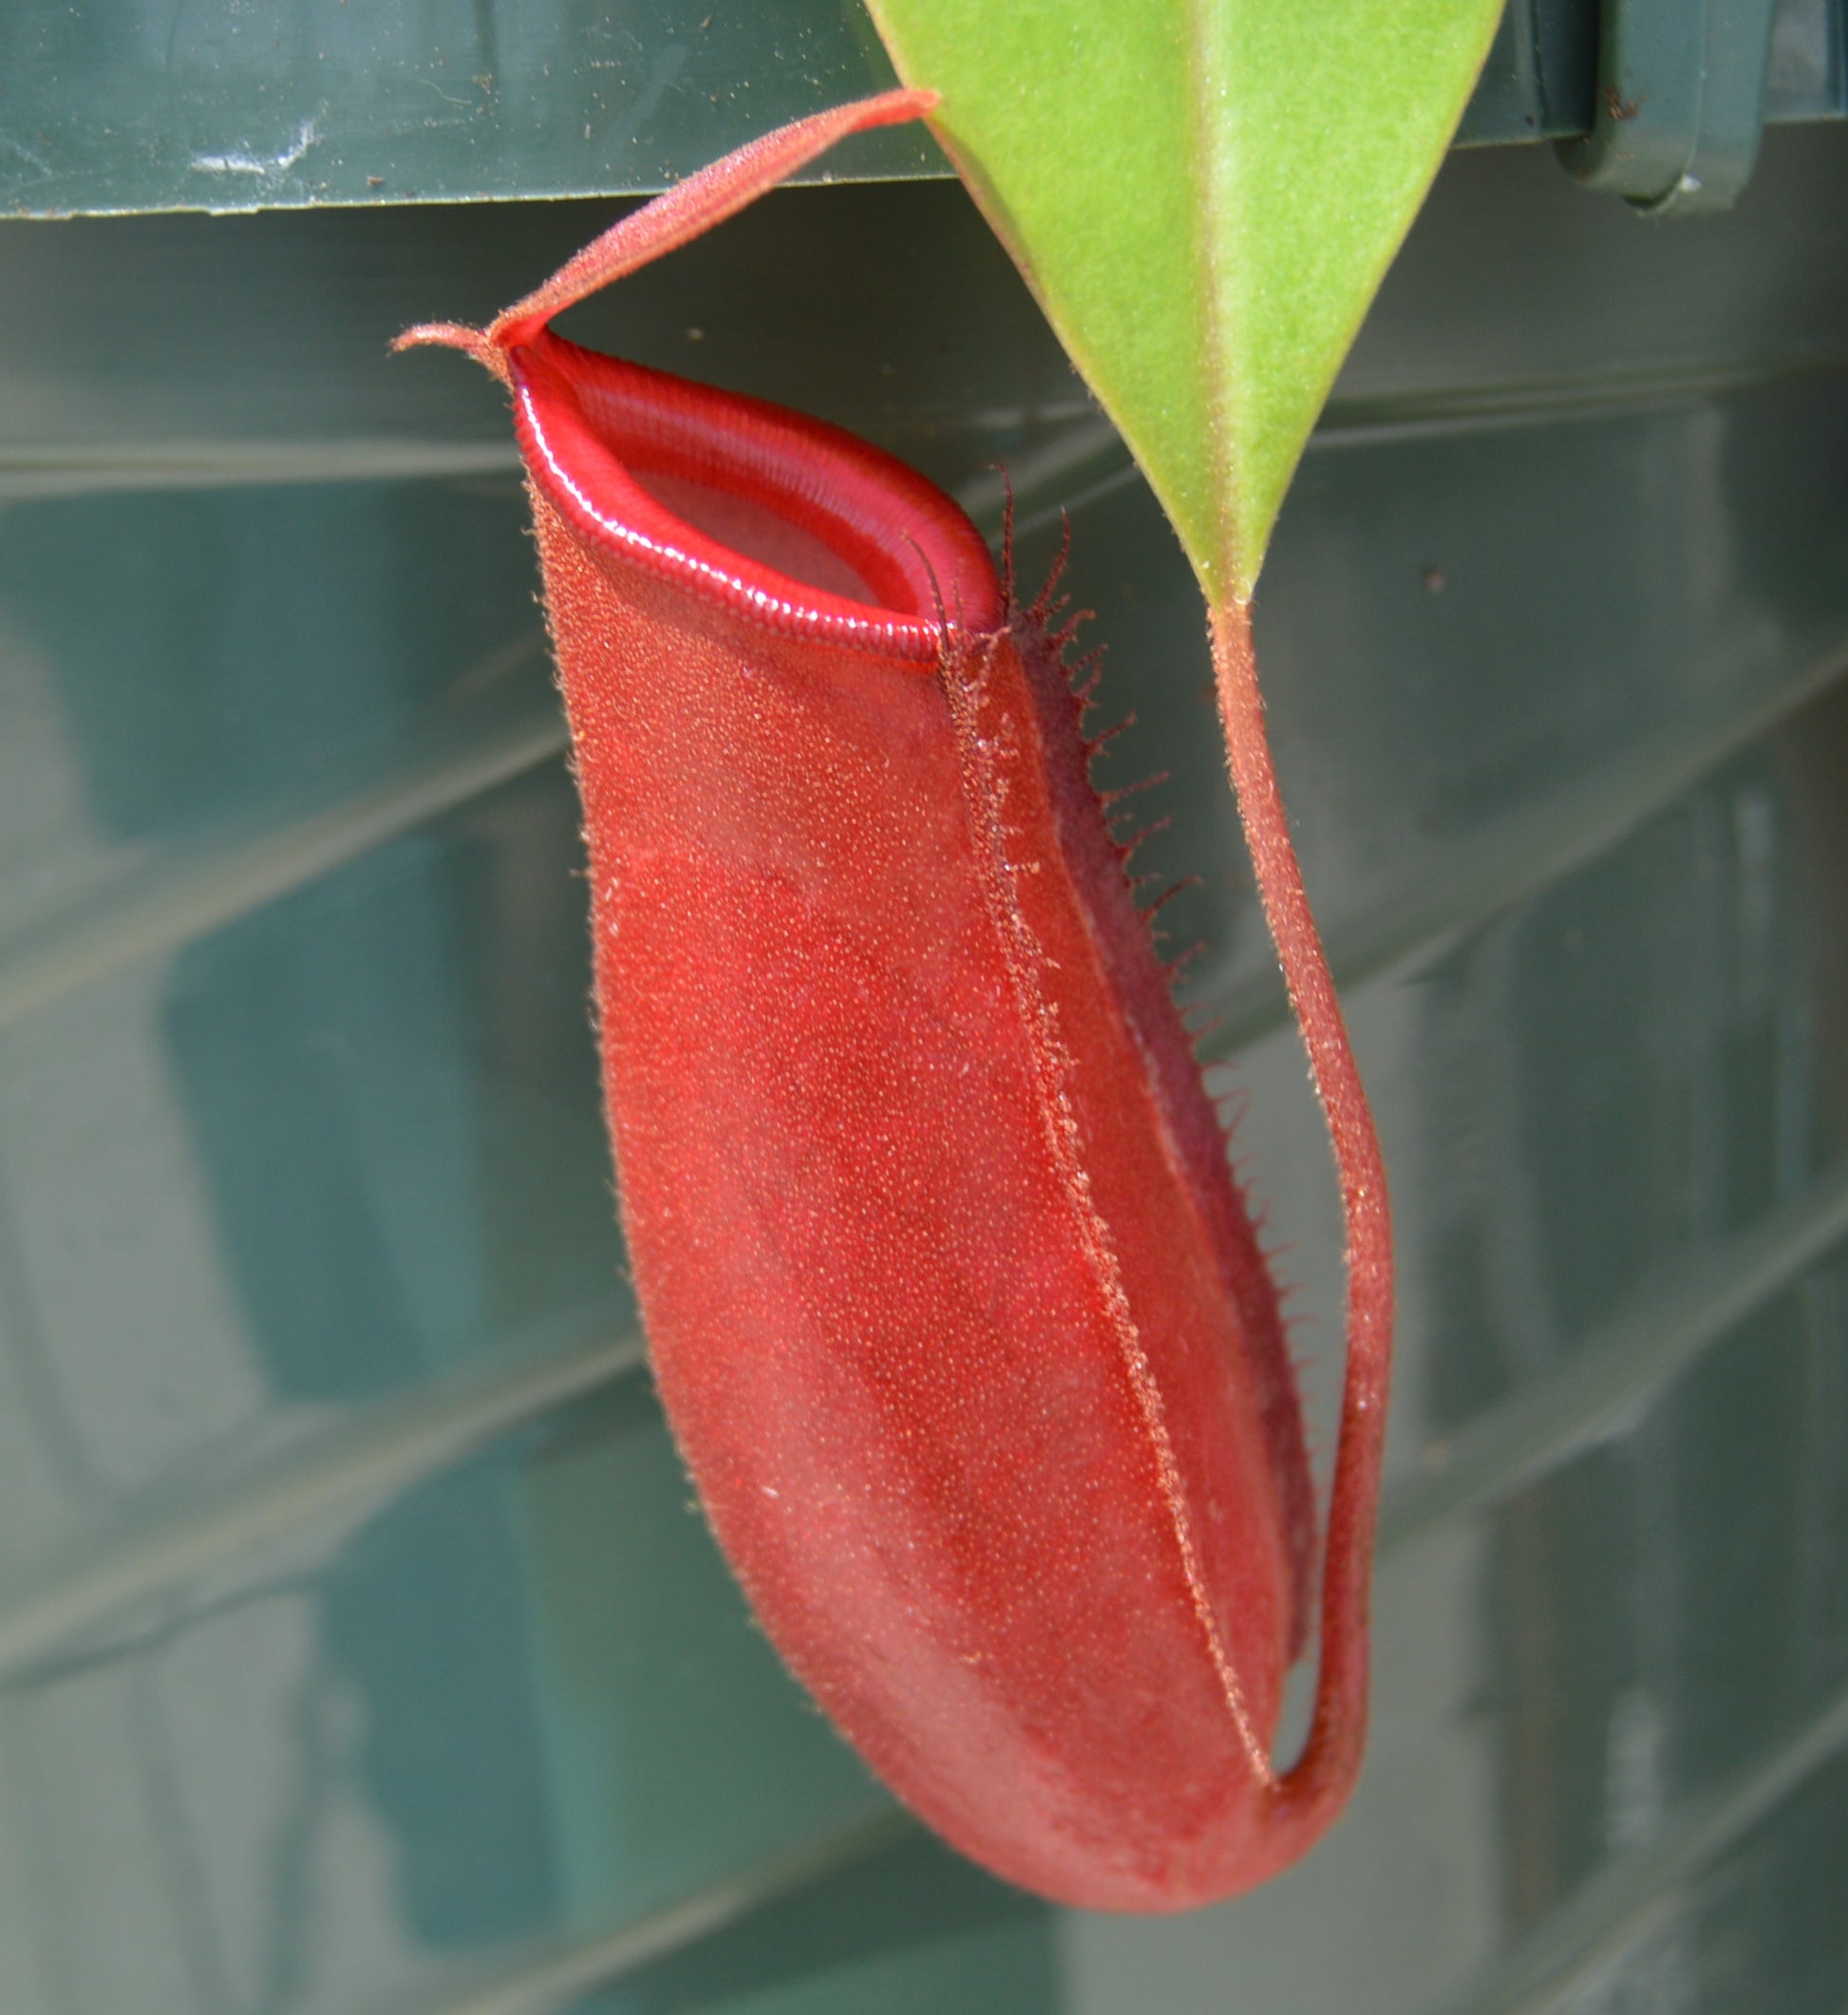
[{"x1": 509, "y1": 330, "x2": 1003, "y2": 659}]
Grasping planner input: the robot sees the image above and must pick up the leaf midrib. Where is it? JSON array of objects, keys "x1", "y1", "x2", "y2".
[{"x1": 1182, "y1": 0, "x2": 1240, "y2": 604}]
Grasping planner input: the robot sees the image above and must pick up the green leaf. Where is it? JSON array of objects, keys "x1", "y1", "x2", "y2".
[{"x1": 863, "y1": 0, "x2": 1503, "y2": 599}]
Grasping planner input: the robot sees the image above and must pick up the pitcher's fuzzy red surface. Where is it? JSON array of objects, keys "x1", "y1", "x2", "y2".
[
  {"x1": 524, "y1": 333, "x2": 1316, "y2": 1909},
  {"x1": 399, "y1": 87, "x2": 1393, "y2": 1911}
]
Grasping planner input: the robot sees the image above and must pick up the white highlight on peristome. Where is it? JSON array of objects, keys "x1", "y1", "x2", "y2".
[{"x1": 517, "y1": 379, "x2": 942, "y2": 658}]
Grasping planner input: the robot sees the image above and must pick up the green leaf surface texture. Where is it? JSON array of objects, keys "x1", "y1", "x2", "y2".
[{"x1": 865, "y1": 0, "x2": 1504, "y2": 598}]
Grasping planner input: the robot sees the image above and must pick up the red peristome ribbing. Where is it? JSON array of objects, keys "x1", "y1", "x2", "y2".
[{"x1": 511, "y1": 332, "x2": 1001, "y2": 658}]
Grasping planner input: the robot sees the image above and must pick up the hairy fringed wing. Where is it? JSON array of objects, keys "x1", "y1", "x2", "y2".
[{"x1": 400, "y1": 89, "x2": 1385, "y2": 1910}]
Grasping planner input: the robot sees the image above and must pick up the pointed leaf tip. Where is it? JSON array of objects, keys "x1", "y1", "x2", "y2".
[{"x1": 865, "y1": 0, "x2": 1504, "y2": 597}]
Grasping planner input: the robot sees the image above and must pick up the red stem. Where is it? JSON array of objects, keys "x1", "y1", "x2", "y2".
[
  {"x1": 1211, "y1": 598, "x2": 1395, "y2": 1864},
  {"x1": 489, "y1": 89, "x2": 937, "y2": 350},
  {"x1": 393, "y1": 88, "x2": 939, "y2": 376}
]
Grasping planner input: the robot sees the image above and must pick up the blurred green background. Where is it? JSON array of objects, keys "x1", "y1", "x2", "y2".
[{"x1": 0, "y1": 4, "x2": 1845, "y2": 2011}]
